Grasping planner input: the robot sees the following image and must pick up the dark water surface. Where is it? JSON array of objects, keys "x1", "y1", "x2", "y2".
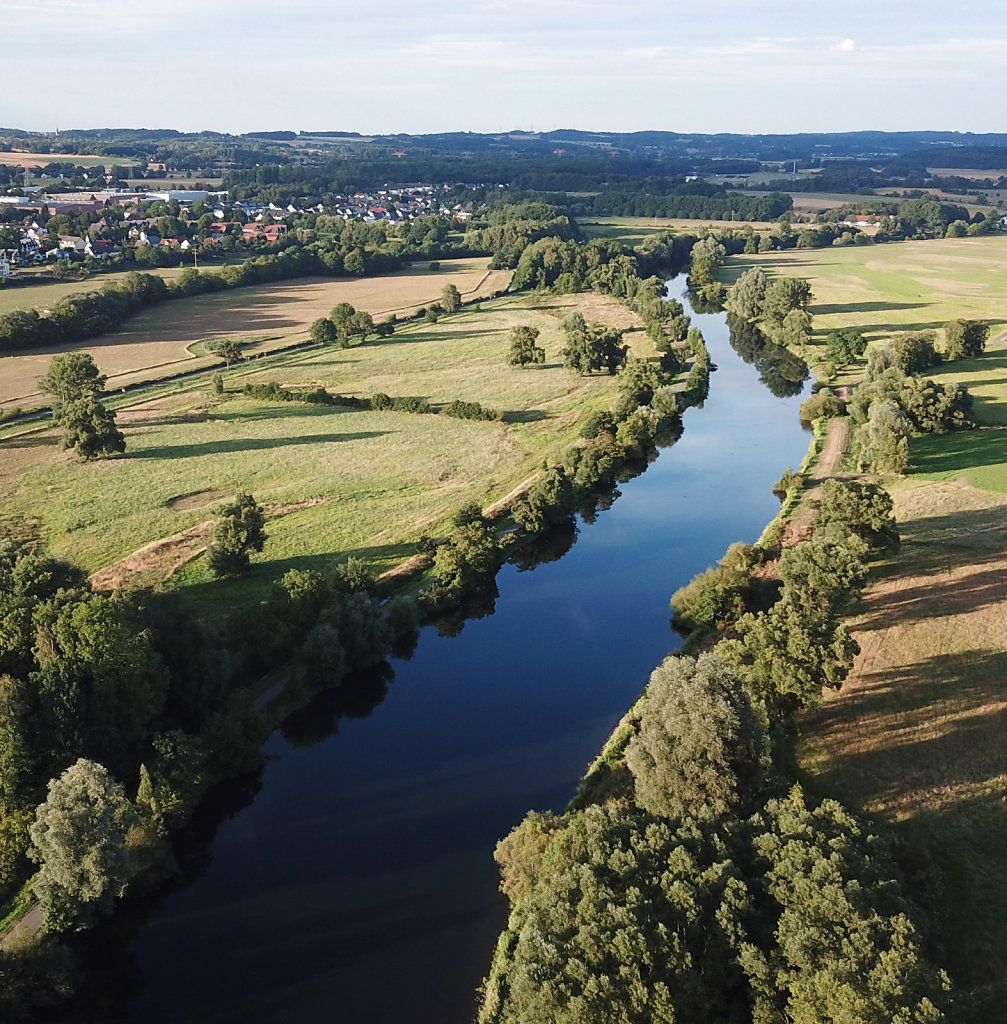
[{"x1": 87, "y1": 291, "x2": 811, "y2": 1024}]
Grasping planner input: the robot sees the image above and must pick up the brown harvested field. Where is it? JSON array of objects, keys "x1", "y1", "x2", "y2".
[
  {"x1": 927, "y1": 168, "x2": 1007, "y2": 180},
  {"x1": 0, "y1": 258, "x2": 510, "y2": 408},
  {"x1": 799, "y1": 480, "x2": 1007, "y2": 1015}
]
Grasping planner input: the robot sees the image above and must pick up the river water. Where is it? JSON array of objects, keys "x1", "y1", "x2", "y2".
[{"x1": 61, "y1": 288, "x2": 812, "y2": 1023}]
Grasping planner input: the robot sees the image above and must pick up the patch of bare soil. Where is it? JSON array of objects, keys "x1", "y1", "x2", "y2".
[
  {"x1": 166, "y1": 489, "x2": 232, "y2": 511},
  {"x1": 264, "y1": 496, "x2": 335, "y2": 517},
  {"x1": 89, "y1": 520, "x2": 215, "y2": 592}
]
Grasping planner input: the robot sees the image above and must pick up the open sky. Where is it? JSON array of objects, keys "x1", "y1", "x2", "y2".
[{"x1": 9, "y1": 0, "x2": 1006, "y2": 135}]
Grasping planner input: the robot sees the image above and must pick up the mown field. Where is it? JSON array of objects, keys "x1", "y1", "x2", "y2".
[
  {"x1": 0, "y1": 290, "x2": 644, "y2": 618},
  {"x1": 0, "y1": 265, "x2": 191, "y2": 316},
  {"x1": 0, "y1": 257, "x2": 510, "y2": 408},
  {"x1": 752, "y1": 235, "x2": 1007, "y2": 1017},
  {"x1": 577, "y1": 215, "x2": 777, "y2": 243},
  {"x1": 726, "y1": 235, "x2": 1007, "y2": 347},
  {"x1": 798, "y1": 481, "x2": 1007, "y2": 1017}
]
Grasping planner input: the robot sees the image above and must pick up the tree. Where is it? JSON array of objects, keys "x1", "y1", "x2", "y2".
[
  {"x1": 778, "y1": 533, "x2": 868, "y2": 616},
  {"x1": 217, "y1": 338, "x2": 242, "y2": 365},
  {"x1": 825, "y1": 328, "x2": 867, "y2": 367},
  {"x1": 29, "y1": 759, "x2": 135, "y2": 931},
  {"x1": 59, "y1": 394, "x2": 126, "y2": 460},
  {"x1": 943, "y1": 318, "x2": 989, "y2": 360},
  {"x1": 440, "y1": 283, "x2": 462, "y2": 313},
  {"x1": 626, "y1": 653, "x2": 767, "y2": 820},
  {"x1": 762, "y1": 276, "x2": 813, "y2": 327},
  {"x1": 815, "y1": 478, "x2": 900, "y2": 552},
  {"x1": 888, "y1": 331, "x2": 941, "y2": 375},
  {"x1": 507, "y1": 325, "x2": 545, "y2": 367},
  {"x1": 330, "y1": 301, "x2": 355, "y2": 329},
  {"x1": 728, "y1": 266, "x2": 768, "y2": 321},
  {"x1": 348, "y1": 309, "x2": 374, "y2": 341},
  {"x1": 779, "y1": 308, "x2": 812, "y2": 348},
  {"x1": 38, "y1": 352, "x2": 105, "y2": 420},
  {"x1": 309, "y1": 317, "x2": 338, "y2": 345},
  {"x1": 207, "y1": 492, "x2": 267, "y2": 577},
  {"x1": 858, "y1": 399, "x2": 911, "y2": 474},
  {"x1": 39, "y1": 352, "x2": 124, "y2": 460},
  {"x1": 717, "y1": 599, "x2": 859, "y2": 714},
  {"x1": 562, "y1": 316, "x2": 627, "y2": 375},
  {"x1": 748, "y1": 788, "x2": 951, "y2": 1024}
]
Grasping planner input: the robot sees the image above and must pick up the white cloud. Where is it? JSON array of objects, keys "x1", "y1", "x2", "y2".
[{"x1": 834, "y1": 37, "x2": 856, "y2": 53}]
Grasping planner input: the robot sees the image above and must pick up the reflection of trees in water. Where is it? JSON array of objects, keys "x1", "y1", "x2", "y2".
[
  {"x1": 727, "y1": 313, "x2": 765, "y2": 364},
  {"x1": 755, "y1": 343, "x2": 809, "y2": 398},
  {"x1": 726, "y1": 313, "x2": 809, "y2": 398},
  {"x1": 280, "y1": 662, "x2": 394, "y2": 749},
  {"x1": 432, "y1": 580, "x2": 500, "y2": 638},
  {"x1": 508, "y1": 522, "x2": 578, "y2": 573}
]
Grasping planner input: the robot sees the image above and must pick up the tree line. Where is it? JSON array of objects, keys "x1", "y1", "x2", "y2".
[{"x1": 481, "y1": 477, "x2": 952, "y2": 1023}]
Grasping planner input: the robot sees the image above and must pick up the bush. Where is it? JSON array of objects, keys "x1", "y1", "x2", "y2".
[
  {"x1": 442, "y1": 399, "x2": 499, "y2": 421},
  {"x1": 800, "y1": 389, "x2": 847, "y2": 422}
]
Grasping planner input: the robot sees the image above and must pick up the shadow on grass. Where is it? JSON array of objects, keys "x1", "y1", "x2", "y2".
[
  {"x1": 501, "y1": 409, "x2": 548, "y2": 423},
  {"x1": 813, "y1": 300, "x2": 934, "y2": 315},
  {"x1": 911, "y1": 427, "x2": 1007, "y2": 477},
  {"x1": 1, "y1": 435, "x2": 55, "y2": 448},
  {"x1": 801, "y1": 647, "x2": 1007, "y2": 1012},
  {"x1": 131, "y1": 431, "x2": 387, "y2": 459}
]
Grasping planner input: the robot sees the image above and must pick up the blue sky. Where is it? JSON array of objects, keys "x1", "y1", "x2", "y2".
[{"x1": 11, "y1": 0, "x2": 1006, "y2": 135}]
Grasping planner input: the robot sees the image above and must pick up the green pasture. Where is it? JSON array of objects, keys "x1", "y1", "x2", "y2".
[
  {"x1": 0, "y1": 295, "x2": 635, "y2": 601},
  {"x1": 0, "y1": 266, "x2": 192, "y2": 315},
  {"x1": 726, "y1": 236, "x2": 1007, "y2": 345}
]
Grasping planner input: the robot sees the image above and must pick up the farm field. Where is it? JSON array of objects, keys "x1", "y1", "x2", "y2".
[
  {"x1": 725, "y1": 235, "x2": 1007, "y2": 348},
  {"x1": 578, "y1": 215, "x2": 777, "y2": 242},
  {"x1": 0, "y1": 151, "x2": 111, "y2": 168},
  {"x1": 0, "y1": 291, "x2": 641, "y2": 616},
  {"x1": 0, "y1": 258, "x2": 510, "y2": 409},
  {"x1": 0, "y1": 265, "x2": 191, "y2": 316}
]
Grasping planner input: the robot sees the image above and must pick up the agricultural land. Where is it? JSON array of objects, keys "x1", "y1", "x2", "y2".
[
  {"x1": 0, "y1": 257, "x2": 510, "y2": 411},
  {"x1": 0, "y1": 280, "x2": 646, "y2": 623}
]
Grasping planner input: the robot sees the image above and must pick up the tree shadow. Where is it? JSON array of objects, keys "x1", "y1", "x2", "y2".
[
  {"x1": 131, "y1": 431, "x2": 387, "y2": 459},
  {"x1": 910, "y1": 427, "x2": 1007, "y2": 476},
  {"x1": 500, "y1": 409, "x2": 548, "y2": 423},
  {"x1": 813, "y1": 300, "x2": 934, "y2": 315}
]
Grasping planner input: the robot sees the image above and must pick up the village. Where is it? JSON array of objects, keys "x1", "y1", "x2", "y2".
[{"x1": 0, "y1": 176, "x2": 474, "y2": 280}]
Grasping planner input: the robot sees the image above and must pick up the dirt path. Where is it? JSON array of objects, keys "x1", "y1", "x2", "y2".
[
  {"x1": 809, "y1": 416, "x2": 851, "y2": 481},
  {"x1": 0, "y1": 903, "x2": 42, "y2": 950}
]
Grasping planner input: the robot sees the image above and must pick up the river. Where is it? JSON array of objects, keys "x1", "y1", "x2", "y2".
[{"x1": 58, "y1": 287, "x2": 813, "y2": 1023}]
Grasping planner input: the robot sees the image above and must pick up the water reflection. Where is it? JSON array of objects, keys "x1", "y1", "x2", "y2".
[{"x1": 726, "y1": 312, "x2": 809, "y2": 397}]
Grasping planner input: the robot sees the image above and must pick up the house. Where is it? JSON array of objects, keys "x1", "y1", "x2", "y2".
[
  {"x1": 85, "y1": 239, "x2": 117, "y2": 258},
  {"x1": 58, "y1": 235, "x2": 87, "y2": 254}
]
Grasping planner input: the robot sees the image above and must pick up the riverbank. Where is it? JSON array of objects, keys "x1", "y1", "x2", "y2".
[{"x1": 18, "y1": 279, "x2": 814, "y2": 1024}]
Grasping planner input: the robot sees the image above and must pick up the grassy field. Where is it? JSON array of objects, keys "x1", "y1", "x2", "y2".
[
  {"x1": 798, "y1": 480, "x2": 1007, "y2": 1017},
  {"x1": 0, "y1": 152, "x2": 112, "y2": 168},
  {"x1": 754, "y1": 235, "x2": 1007, "y2": 1016},
  {"x1": 726, "y1": 236, "x2": 1007, "y2": 347},
  {"x1": 0, "y1": 258, "x2": 510, "y2": 408},
  {"x1": 0, "y1": 265, "x2": 193, "y2": 316},
  {"x1": 578, "y1": 216, "x2": 777, "y2": 243},
  {"x1": 0, "y1": 290, "x2": 643, "y2": 617}
]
